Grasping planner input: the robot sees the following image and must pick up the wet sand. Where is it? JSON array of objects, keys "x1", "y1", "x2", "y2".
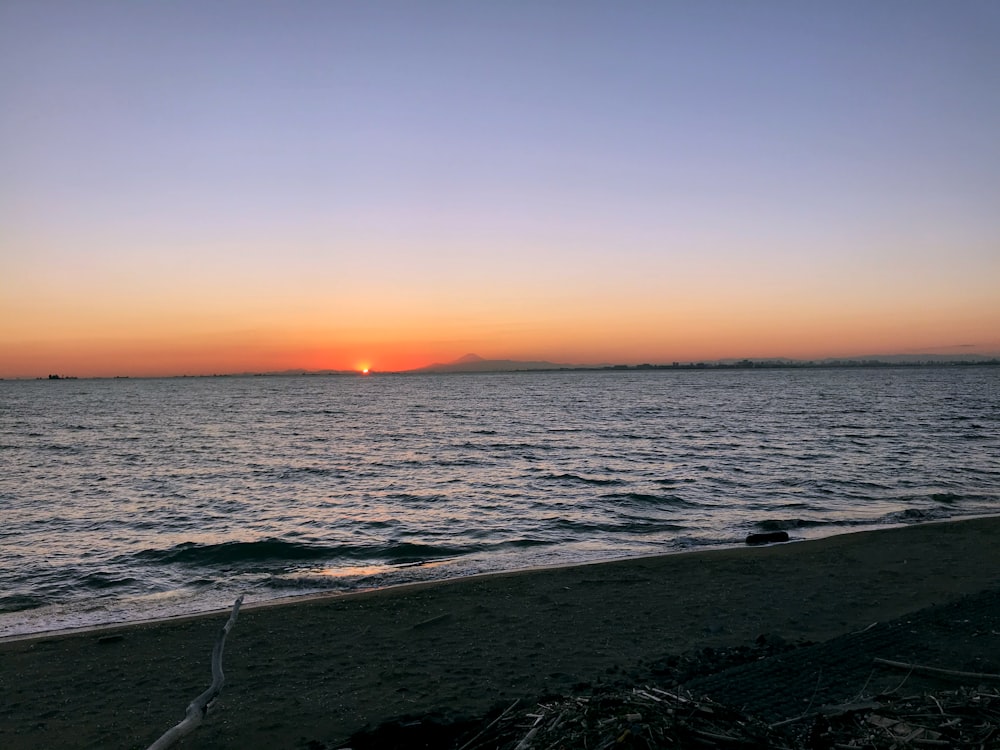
[{"x1": 2, "y1": 516, "x2": 999, "y2": 749}]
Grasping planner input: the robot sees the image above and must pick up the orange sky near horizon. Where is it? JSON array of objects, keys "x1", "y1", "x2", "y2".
[
  {"x1": 3, "y1": 3, "x2": 999, "y2": 379},
  {"x1": 3, "y1": 272, "x2": 997, "y2": 377}
]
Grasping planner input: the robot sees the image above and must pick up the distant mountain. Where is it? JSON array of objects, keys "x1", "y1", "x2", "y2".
[{"x1": 409, "y1": 353, "x2": 570, "y2": 373}]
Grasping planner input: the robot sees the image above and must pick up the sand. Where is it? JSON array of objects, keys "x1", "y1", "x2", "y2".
[{"x1": 2, "y1": 516, "x2": 999, "y2": 749}]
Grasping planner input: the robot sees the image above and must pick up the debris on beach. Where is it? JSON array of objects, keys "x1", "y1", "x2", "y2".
[
  {"x1": 339, "y1": 616, "x2": 1000, "y2": 750},
  {"x1": 339, "y1": 683, "x2": 1000, "y2": 749},
  {"x1": 338, "y1": 684, "x2": 783, "y2": 749},
  {"x1": 800, "y1": 686, "x2": 1000, "y2": 749},
  {"x1": 456, "y1": 685, "x2": 784, "y2": 749}
]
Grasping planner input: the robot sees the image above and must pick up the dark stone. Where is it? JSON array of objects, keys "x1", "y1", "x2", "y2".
[{"x1": 745, "y1": 531, "x2": 790, "y2": 546}]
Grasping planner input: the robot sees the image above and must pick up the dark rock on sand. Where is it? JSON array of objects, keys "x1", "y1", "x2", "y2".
[{"x1": 746, "y1": 530, "x2": 790, "y2": 545}]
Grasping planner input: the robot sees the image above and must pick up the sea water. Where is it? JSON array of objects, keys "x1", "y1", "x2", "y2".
[{"x1": 1, "y1": 367, "x2": 997, "y2": 637}]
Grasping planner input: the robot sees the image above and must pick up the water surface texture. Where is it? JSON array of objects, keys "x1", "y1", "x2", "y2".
[{"x1": 1, "y1": 368, "x2": 997, "y2": 636}]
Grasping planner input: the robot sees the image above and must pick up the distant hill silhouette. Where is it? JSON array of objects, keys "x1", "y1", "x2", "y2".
[
  {"x1": 407, "y1": 352, "x2": 998, "y2": 374},
  {"x1": 409, "y1": 353, "x2": 569, "y2": 373},
  {"x1": 820, "y1": 353, "x2": 997, "y2": 364}
]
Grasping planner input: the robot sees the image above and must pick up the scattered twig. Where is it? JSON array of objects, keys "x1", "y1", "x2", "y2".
[
  {"x1": 851, "y1": 668, "x2": 876, "y2": 702},
  {"x1": 800, "y1": 667, "x2": 824, "y2": 717},
  {"x1": 929, "y1": 693, "x2": 945, "y2": 715},
  {"x1": 514, "y1": 724, "x2": 539, "y2": 749},
  {"x1": 456, "y1": 699, "x2": 520, "y2": 750},
  {"x1": 881, "y1": 663, "x2": 915, "y2": 696},
  {"x1": 851, "y1": 621, "x2": 880, "y2": 634},
  {"x1": 411, "y1": 612, "x2": 452, "y2": 630},
  {"x1": 873, "y1": 657, "x2": 1000, "y2": 682}
]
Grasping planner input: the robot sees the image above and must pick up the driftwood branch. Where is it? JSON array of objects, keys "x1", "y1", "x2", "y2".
[
  {"x1": 147, "y1": 595, "x2": 244, "y2": 750},
  {"x1": 456, "y1": 699, "x2": 519, "y2": 750},
  {"x1": 873, "y1": 657, "x2": 1000, "y2": 683}
]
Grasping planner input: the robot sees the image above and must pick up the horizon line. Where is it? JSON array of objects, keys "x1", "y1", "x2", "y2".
[{"x1": 9, "y1": 353, "x2": 1000, "y2": 381}]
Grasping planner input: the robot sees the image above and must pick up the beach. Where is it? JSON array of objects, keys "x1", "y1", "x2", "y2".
[{"x1": 2, "y1": 516, "x2": 999, "y2": 749}]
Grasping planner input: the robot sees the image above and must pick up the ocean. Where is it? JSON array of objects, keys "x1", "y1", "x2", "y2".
[{"x1": 1, "y1": 367, "x2": 997, "y2": 638}]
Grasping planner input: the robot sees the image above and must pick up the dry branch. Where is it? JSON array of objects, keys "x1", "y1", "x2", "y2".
[
  {"x1": 146, "y1": 595, "x2": 244, "y2": 750},
  {"x1": 456, "y1": 700, "x2": 519, "y2": 750},
  {"x1": 873, "y1": 657, "x2": 1000, "y2": 683}
]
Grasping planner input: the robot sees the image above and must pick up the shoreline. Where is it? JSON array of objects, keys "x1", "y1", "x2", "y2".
[
  {"x1": 2, "y1": 516, "x2": 999, "y2": 749},
  {"x1": 3, "y1": 513, "x2": 993, "y2": 645}
]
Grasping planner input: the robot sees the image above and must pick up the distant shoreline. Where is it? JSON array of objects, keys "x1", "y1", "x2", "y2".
[{"x1": 9, "y1": 357, "x2": 1000, "y2": 381}]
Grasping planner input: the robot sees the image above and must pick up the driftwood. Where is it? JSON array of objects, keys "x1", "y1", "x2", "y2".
[
  {"x1": 873, "y1": 657, "x2": 1000, "y2": 683},
  {"x1": 146, "y1": 595, "x2": 244, "y2": 750},
  {"x1": 456, "y1": 700, "x2": 520, "y2": 750}
]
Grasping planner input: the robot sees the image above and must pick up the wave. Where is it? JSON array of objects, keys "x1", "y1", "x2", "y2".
[
  {"x1": 930, "y1": 492, "x2": 961, "y2": 504},
  {"x1": 0, "y1": 565, "x2": 138, "y2": 613},
  {"x1": 131, "y1": 538, "x2": 486, "y2": 568},
  {"x1": 437, "y1": 457, "x2": 488, "y2": 467},
  {"x1": 754, "y1": 504, "x2": 976, "y2": 534},
  {"x1": 882, "y1": 507, "x2": 956, "y2": 524},
  {"x1": 753, "y1": 518, "x2": 830, "y2": 532},
  {"x1": 600, "y1": 491, "x2": 697, "y2": 508},
  {"x1": 0, "y1": 593, "x2": 47, "y2": 613},
  {"x1": 487, "y1": 441, "x2": 556, "y2": 452},
  {"x1": 543, "y1": 472, "x2": 623, "y2": 486},
  {"x1": 551, "y1": 518, "x2": 686, "y2": 536},
  {"x1": 252, "y1": 466, "x2": 347, "y2": 480},
  {"x1": 496, "y1": 538, "x2": 551, "y2": 549},
  {"x1": 653, "y1": 477, "x2": 696, "y2": 486},
  {"x1": 75, "y1": 572, "x2": 140, "y2": 590},
  {"x1": 43, "y1": 443, "x2": 81, "y2": 453}
]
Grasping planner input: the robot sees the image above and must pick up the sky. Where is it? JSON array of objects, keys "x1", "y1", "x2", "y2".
[{"x1": 2, "y1": 1, "x2": 999, "y2": 377}]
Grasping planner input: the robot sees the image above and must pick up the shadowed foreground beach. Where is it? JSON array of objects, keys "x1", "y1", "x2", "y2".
[{"x1": 2, "y1": 517, "x2": 999, "y2": 749}]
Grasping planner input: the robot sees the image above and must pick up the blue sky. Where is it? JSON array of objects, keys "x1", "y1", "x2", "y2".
[{"x1": 2, "y1": 1, "x2": 999, "y2": 375}]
